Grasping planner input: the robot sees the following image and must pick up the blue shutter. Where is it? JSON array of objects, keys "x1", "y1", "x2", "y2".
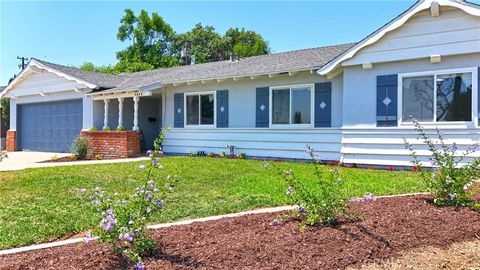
[
  {"x1": 216, "y1": 90, "x2": 228, "y2": 128},
  {"x1": 256, "y1": 87, "x2": 269, "y2": 127},
  {"x1": 376, "y1": 74, "x2": 398, "y2": 127},
  {"x1": 478, "y1": 67, "x2": 480, "y2": 123},
  {"x1": 314, "y1": 82, "x2": 332, "y2": 127},
  {"x1": 174, "y1": 93, "x2": 184, "y2": 128}
]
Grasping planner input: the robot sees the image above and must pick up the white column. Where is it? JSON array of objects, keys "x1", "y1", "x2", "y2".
[
  {"x1": 103, "y1": 99, "x2": 110, "y2": 130},
  {"x1": 133, "y1": 96, "x2": 139, "y2": 131},
  {"x1": 117, "y1": 98, "x2": 124, "y2": 129}
]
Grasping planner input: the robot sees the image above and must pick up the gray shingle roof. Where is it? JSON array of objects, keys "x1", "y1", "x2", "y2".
[
  {"x1": 113, "y1": 43, "x2": 355, "y2": 91},
  {"x1": 33, "y1": 58, "x2": 129, "y2": 89},
  {"x1": 28, "y1": 43, "x2": 355, "y2": 92}
]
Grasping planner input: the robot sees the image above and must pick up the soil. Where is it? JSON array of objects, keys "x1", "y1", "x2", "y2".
[{"x1": 1, "y1": 195, "x2": 479, "y2": 270}]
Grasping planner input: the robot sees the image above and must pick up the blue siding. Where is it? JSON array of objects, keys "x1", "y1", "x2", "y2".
[
  {"x1": 376, "y1": 74, "x2": 398, "y2": 127},
  {"x1": 256, "y1": 87, "x2": 269, "y2": 127},
  {"x1": 216, "y1": 90, "x2": 229, "y2": 128},
  {"x1": 18, "y1": 99, "x2": 82, "y2": 153},
  {"x1": 174, "y1": 93, "x2": 184, "y2": 128},
  {"x1": 314, "y1": 82, "x2": 332, "y2": 127}
]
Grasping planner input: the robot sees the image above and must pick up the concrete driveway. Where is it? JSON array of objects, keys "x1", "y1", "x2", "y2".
[
  {"x1": 0, "y1": 151, "x2": 149, "y2": 172},
  {"x1": 0, "y1": 151, "x2": 70, "y2": 171}
]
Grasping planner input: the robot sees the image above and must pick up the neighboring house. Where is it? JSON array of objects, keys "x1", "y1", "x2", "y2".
[
  {"x1": 0, "y1": 0, "x2": 479, "y2": 166},
  {"x1": 0, "y1": 86, "x2": 6, "y2": 149}
]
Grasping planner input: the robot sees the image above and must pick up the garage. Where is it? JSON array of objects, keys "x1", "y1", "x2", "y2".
[{"x1": 17, "y1": 99, "x2": 82, "y2": 152}]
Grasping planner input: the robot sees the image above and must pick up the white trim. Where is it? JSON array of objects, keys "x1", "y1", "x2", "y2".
[
  {"x1": 269, "y1": 83, "x2": 314, "y2": 128},
  {"x1": 0, "y1": 59, "x2": 97, "y2": 98},
  {"x1": 397, "y1": 66, "x2": 478, "y2": 126},
  {"x1": 317, "y1": 0, "x2": 480, "y2": 76},
  {"x1": 184, "y1": 91, "x2": 217, "y2": 128}
]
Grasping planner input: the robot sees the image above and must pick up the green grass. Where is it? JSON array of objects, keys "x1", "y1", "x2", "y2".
[{"x1": 0, "y1": 156, "x2": 423, "y2": 249}]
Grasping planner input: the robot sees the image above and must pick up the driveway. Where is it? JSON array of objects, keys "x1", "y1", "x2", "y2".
[
  {"x1": 0, "y1": 152, "x2": 70, "y2": 171},
  {"x1": 0, "y1": 151, "x2": 149, "y2": 172}
]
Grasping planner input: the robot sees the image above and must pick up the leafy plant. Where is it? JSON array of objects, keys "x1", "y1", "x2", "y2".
[
  {"x1": 51, "y1": 154, "x2": 58, "y2": 161},
  {"x1": 207, "y1": 152, "x2": 216, "y2": 158},
  {"x1": 116, "y1": 126, "x2": 126, "y2": 131},
  {"x1": 404, "y1": 119, "x2": 480, "y2": 207},
  {"x1": 236, "y1": 153, "x2": 246, "y2": 159},
  {"x1": 70, "y1": 136, "x2": 89, "y2": 160},
  {"x1": 219, "y1": 151, "x2": 226, "y2": 158},
  {"x1": 79, "y1": 129, "x2": 178, "y2": 268},
  {"x1": 89, "y1": 127, "x2": 98, "y2": 131},
  {"x1": 95, "y1": 154, "x2": 103, "y2": 160},
  {"x1": 267, "y1": 146, "x2": 355, "y2": 229},
  {"x1": 103, "y1": 127, "x2": 112, "y2": 131}
]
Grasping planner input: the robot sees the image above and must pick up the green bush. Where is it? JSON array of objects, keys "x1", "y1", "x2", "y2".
[
  {"x1": 116, "y1": 126, "x2": 126, "y2": 131},
  {"x1": 103, "y1": 127, "x2": 111, "y2": 131},
  {"x1": 405, "y1": 119, "x2": 480, "y2": 207},
  {"x1": 89, "y1": 127, "x2": 98, "y2": 131},
  {"x1": 70, "y1": 136, "x2": 89, "y2": 160}
]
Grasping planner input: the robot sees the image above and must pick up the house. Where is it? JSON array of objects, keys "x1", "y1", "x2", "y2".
[
  {"x1": 0, "y1": 0, "x2": 479, "y2": 166},
  {"x1": 0, "y1": 86, "x2": 6, "y2": 149}
]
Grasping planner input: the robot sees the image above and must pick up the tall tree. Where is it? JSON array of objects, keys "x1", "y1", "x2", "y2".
[
  {"x1": 116, "y1": 9, "x2": 178, "y2": 68},
  {"x1": 223, "y1": 28, "x2": 270, "y2": 58}
]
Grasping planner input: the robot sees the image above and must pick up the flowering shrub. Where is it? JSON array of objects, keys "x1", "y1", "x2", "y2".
[
  {"x1": 219, "y1": 151, "x2": 226, "y2": 158},
  {"x1": 0, "y1": 147, "x2": 7, "y2": 162},
  {"x1": 269, "y1": 146, "x2": 353, "y2": 229},
  {"x1": 80, "y1": 129, "x2": 178, "y2": 268},
  {"x1": 404, "y1": 119, "x2": 480, "y2": 207}
]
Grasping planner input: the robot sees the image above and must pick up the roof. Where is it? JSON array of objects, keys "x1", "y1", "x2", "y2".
[
  {"x1": 32, "y1": 58, "x2": 128, "y2": 89},
  {"x1": 111, "y1": 43, "x2": 355, "y2": 91},
  {"x1": 317, "y1": 0, "x2": 480, "y2": 76}
]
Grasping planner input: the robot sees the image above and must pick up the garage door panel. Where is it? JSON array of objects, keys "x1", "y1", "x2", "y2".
[{"x1": 18, "y1": 99, "x2": 82, "y2": 153}]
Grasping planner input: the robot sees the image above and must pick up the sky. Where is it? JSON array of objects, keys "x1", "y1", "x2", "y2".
[{"x1": 1, "y1": 0, "x2": 478, "y2": 86}]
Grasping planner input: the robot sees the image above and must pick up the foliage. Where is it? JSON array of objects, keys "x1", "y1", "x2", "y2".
[
  {"x1": 235, "y1": 153, "x2": 246, "y2": 159},
  {"x1": 0, "y1": 156, "x2": 422, "y2": 249},
  {"x1": 1, "y1": 98, "x2": 9, "y2": 127},
  {"x1": 267, "y1": 146, "x2": 356, "y2": 229},
  {"x1": 79, "y1": 10, "x2": 270, "y2": 73},
  {"x1": 89, "y1": 127, "x2": 98, "y2": 131},
  {"x1": 70, "y1": 136, "x2": 89, "y2": 160},
  {"x1": 95, "y1": 154, "x2": 103, "y2": 160},
  {"x1": 51, "y1": 155, "x2": 58, "y2": 161},
  {"x1": 219, "y1": 151, "x2": 226, "y2": 158},
  {"x1": 116, "y1": 9, "x2": 178, "y2": 69},
  {"x1": 404, "y1": 119, "x2": 480, "y2": 207},
  {"x1": 103, "y1": 127, "x2": 112, "y2": 131},
  {"x1": 116, "y1": 126, "x2": 126, "y2": 131},
  {"x1": 80, "y1": 129, "x2": 178, "y2": 266},
  {"x1": 0, "y1": 147, "x2": 7, "y2": 162},
  {"x1": 207, "y1": 152, "x2": 216, "y2": 158}
]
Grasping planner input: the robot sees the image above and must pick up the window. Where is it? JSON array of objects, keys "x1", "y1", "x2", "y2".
[
  {"x1": 401, "y1": 69, "x2": 475, "y2": 123},
  {"x1": 185, "y1": 92, "x2": 215, "y2": 126},
  {"x1": 271, "y1": 85, "x2": 312, "y2": 126}
]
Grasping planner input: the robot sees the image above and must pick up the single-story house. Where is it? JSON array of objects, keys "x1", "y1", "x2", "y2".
[
  {"x1": 0, "y1": 86, "x2": 6, "y2": 149},
  {"x1": 1, "y1": 0, "x2": 479, "y2": 166}
]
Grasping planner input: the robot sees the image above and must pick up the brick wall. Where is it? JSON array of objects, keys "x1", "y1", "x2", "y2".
[
  {"x1": 80, "y1": 131, "x2": 141, "y2": 159},
  {"x1": 6, "y1": 130, "x2": 16, "y2": 152}
]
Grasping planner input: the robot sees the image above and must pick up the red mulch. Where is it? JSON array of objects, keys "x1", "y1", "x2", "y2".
[{"x1": 1, "y1": 195, "x2": 479, "y2": 270}]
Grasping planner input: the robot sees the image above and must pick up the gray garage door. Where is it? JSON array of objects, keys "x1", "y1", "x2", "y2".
[{"x1": 18, "y1": 99, "x2": 83, "y2": 152}]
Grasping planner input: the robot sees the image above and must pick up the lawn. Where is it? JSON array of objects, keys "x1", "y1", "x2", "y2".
[{"x1": 0, "y1": 156, "x2": 423, "y2": 250}]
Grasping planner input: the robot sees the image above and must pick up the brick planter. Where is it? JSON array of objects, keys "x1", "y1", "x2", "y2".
[
  {"x1": 80, "y1": 131, "x2": 141, "y2": 159},
  {"x1": 6, "y1": 130, "x2": 16, "y2": 152}
]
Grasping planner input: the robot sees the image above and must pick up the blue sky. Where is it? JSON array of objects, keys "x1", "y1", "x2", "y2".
[{"x1": 1, "y1": 0, "x2": 478, "y2": 86}]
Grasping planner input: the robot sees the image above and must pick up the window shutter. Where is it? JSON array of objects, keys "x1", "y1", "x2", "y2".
[
  {"x1": 314, "y1": 82, "x2": 332, "y2": 127},
  {"x1": 256, "y1": 87, "x2": 269, "y2": 127},
  {"x1": 478, "y1": 67, "x2": 480, "y2": 124},
  {"x1": 376, "y1": 74, "x2": 398, "y2": 127},
  {"x1": 216, "y1": 90, "x2": 228, "y2": 128},
  {"x1": 174, "y1": 93, "x2": 184, "y2": 128}
]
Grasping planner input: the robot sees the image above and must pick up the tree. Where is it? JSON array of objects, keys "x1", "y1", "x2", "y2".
[
  {"x1": 223, "y1": 28, "x2": 270, "y2": 58},
  {"x1": 79, "y1": 61, "x2": 154, "y2": 74},
  {"x1": 172, "y1": 23, "x2": 224, "y2": 64},
  {"x1": 116, "y1": 9, "x2": 179, "y2": 69}
]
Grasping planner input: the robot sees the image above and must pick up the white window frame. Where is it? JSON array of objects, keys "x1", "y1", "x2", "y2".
[
  {"x1": 269, "y1": 83, "x2": 314, "y2": 128},
  {"x1": 398, "y1": 67, "x2": 478, "y2": 127},
  {"x1": 184, "y1": 91, "x2": 216, "y2": 128}
]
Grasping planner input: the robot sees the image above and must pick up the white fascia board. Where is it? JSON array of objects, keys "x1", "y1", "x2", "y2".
[
  {"x1": 317, "y1": 0, "x2": 480, "y2": 76},
  {"x1": 139, "y1": 82, "x2": 162, "y2": 92},
  {"x1": 0, "y1": 59, "x2": 97, "y2": 98}
]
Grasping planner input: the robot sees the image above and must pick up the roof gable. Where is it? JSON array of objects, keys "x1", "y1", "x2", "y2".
[{"x1": 317, "y1": 0, "x2": 480, "y2": 76}]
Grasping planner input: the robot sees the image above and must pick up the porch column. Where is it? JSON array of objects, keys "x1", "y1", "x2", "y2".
[
  {"x1": 103, "y1": 99, "x2": 110, "y2": 130},
  {"x1": 133, "y1": 96, "x2": 139, "y2": 131},
  {"x1": 118, "y1": 98, "x2": 124, "y2": 128}
]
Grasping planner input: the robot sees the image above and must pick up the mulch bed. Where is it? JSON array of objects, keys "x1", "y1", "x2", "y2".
[{"x1": 1, "y1": 195, "x2": 479, "y2": 270}]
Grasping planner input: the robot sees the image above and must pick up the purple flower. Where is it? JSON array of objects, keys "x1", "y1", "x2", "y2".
[
  {"x1": 306, "y1": 147, "x2": 314, "y2": 155},
  {"x1": 134, "y1": 263, "x2": 145, "y2": 270},
  {"x1": 270, "y1": 219, "x2": 282, "y2": 226},
  {"x1": 298, "y1": 206, "x2": 305, "y2": 213},
  {"x1": 448, "y1": 193, "x2": 457, "y2": 200},
  {"x1": 448, "y1": 143, "x2": 458, "y2": 152},
  {"x1": 152, "y1": 159, "x2": 158, "y2": 166},
  {"x1": 146, "y1": 150, "x2": 152, "y2": 156},
  {"x1": 158, "y1": 150, "x2": 164, "y2": 156},
  {"x1": 92, "y1": 200, "x2": 101, "y2": 206},
  {"x1": 155, "y1": 200, "x2": 165, "y2": 207},
  {"x1": 349, "y1": 197, "x2": 356, "y2": 203},
  {"x1": 79, "y1": 188, "x2": 86, "y2": 194},
  {"x1": 285, "y1": 186, "x2": 293, "y2": 196},
  {"x1": 103, "y1": 223, "x2": 115, "y2": 232},
  {"x1": 85, "y1": 231, "x2": 93, "y2": 239}
]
